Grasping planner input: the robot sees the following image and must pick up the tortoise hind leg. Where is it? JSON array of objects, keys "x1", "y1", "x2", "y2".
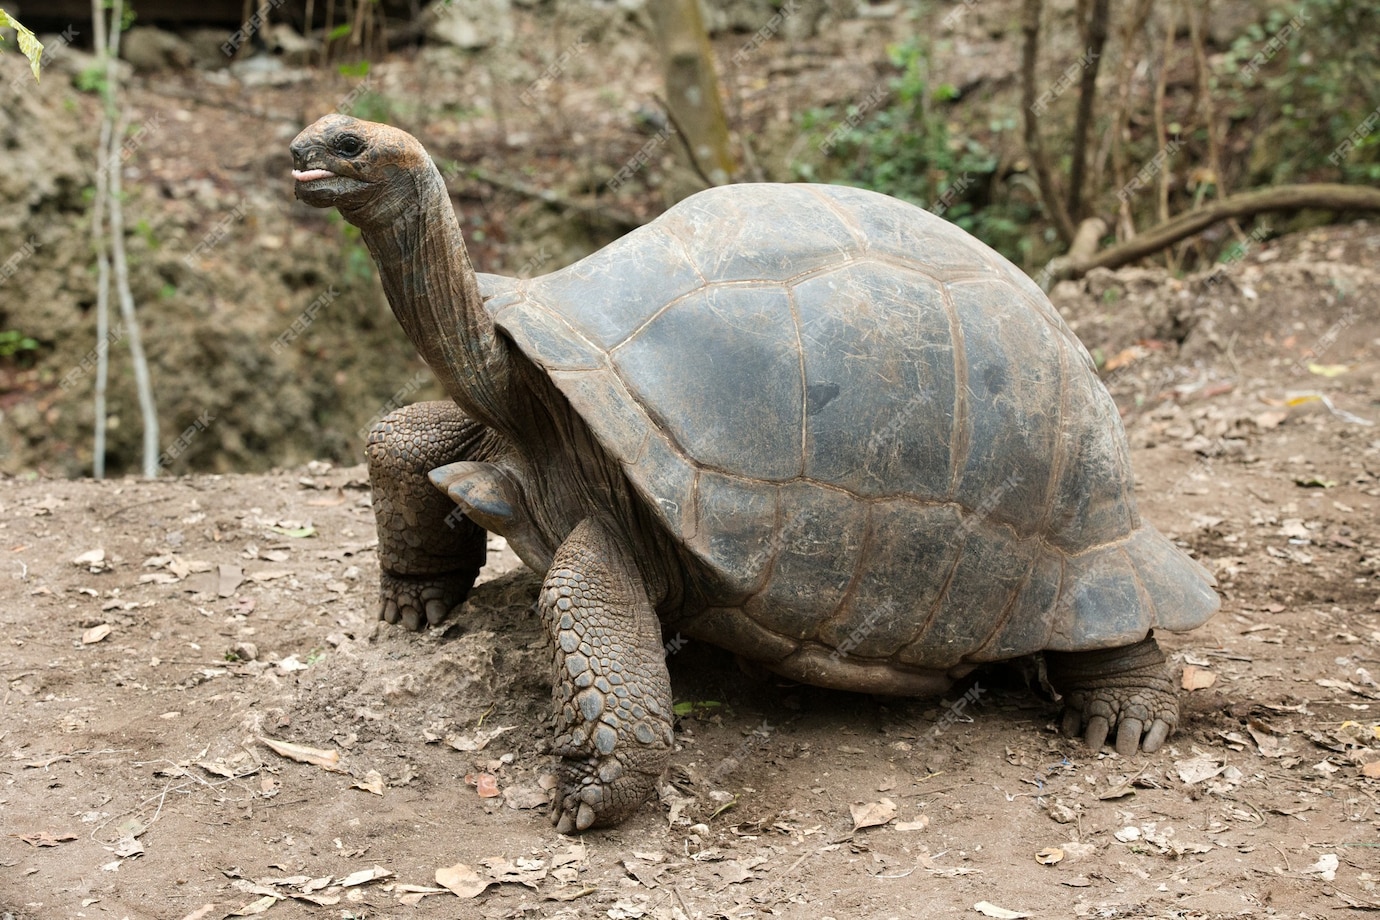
[
  {"x1": 366, "y1": 401, "x2": 490, "y2": 630},
  {"x1": 1046, "y1": 634, "x2": 1178, "y2": 756}
]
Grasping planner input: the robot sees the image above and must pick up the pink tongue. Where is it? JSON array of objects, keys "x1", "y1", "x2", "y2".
[{"x1": 292, "y1": 168, "x2": 335, "y2": 182}]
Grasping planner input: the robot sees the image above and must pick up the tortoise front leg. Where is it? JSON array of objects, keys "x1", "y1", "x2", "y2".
[
  {"x1": 366, "y1": 401, "x2": 489, "y2": 630},
  {"x1": 541, "y1": 518, "x2": 674, "y2": 832},
  {"x1": 1046, "y1": 634, "x2": 1178, "y2": 756}
]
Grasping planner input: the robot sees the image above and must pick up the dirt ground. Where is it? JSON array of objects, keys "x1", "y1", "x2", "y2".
[{"x1": 3, "y1": 222, "x2": 1379, "y2": 920}]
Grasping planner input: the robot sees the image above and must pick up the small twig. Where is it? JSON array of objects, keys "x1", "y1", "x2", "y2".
[
  {"x1": 90, "y1": 765, "x2": 261, "y2": 841},
  {"x1": 1234, "y1": 798, "x2": 1268, "y2": 827},
  {"x1": 867, "y1": 858, "x2": 920, "y2": 880},
  {"x1": 103, "y1": 495, "x2": 174, "y2": 521}
]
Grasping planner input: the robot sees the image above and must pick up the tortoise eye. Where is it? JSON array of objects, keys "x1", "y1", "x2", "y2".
[{"x1": 334, "y1": 134, "x2": 365, "y2": 158}]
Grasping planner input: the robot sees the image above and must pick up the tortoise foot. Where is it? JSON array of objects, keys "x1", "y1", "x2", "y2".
[
  {"x1": 379, "y1": 569, "x2": 477, "y2": 631},
  {"x1": 548, "y1": 743, "x2": 664, "y2": 834},
  {"x1": 1047, "y1": 635, "x2": 1178, "y2": 756}
]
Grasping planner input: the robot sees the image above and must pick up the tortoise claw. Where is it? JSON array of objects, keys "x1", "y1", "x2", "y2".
[
  {"x1": 1143, "y1": 719, "x2": 1170, "y2": 753},
  {"x1": 1115, "y1": 718, "x2": 1144, "y2": 757},
  {"x1": 1083, "y1": 714, "x2": 1110, "y2": 752}
]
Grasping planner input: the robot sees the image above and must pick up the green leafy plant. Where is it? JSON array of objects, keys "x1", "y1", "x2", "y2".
[
  {"x1": 1220, "y1": 0, "x2": 1380, "y2": 184},
  {"x1": 794, "y1": 40, "x2": 1035, "y2": 265},
  {"x1": 0, "y1": 329, "x2": 40, "y2": 358},
  {"x1": 0, "y1": 9, "x2": 43, "y2": 81}
]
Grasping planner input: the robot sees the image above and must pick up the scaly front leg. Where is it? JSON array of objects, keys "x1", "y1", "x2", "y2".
[
  {"x1": 541, "y1": 518, "x2": 673, "y2": 832},
  {"x1": 366, "y1": 401, "x2": 489, "y2": 630}
]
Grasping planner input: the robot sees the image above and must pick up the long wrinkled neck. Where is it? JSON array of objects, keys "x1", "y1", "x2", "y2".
[{"x1": 358, "y1": 164, "x2": 510, "y2": 430}]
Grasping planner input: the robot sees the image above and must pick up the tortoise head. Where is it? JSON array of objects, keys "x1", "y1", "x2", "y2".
[{"x1": 289, "y1": 115, "x2": 433, "y2": 230}]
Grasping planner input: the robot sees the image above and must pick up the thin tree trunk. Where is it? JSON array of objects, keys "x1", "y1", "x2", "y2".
[
  {"x1": 1068, "y1": 0, "x2": 1109, "y2": 221},
  {"x1": 98, "y1": 0, "x2": 160, "y2": 477},
  {"x1": 1020, "y1": 0, "x2": 1076, "y2": 244},
  {"x1": 90, "y1": 0, "x2": 110, "y2": 478},
  {"x1": 107, "y1": 111, "x2": 160, "y2": 478},
  {"x1": 647, "y1": 0, "x2": 735, "y2": 191}
]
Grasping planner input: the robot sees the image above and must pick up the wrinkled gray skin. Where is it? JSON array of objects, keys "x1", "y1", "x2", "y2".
[{"x1": 290, "y1": 115, "x2": 1219, "y2": 832}]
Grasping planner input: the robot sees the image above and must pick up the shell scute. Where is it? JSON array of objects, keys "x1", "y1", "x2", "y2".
[
  {"x1": 741, "y1": 482, "x2": 868, "y2": 640},
  {"x1": 814, "y1": 500, "x2": 964, "y2": 658},
  {"x1": 613, "y1": 284, "x2": 802, "y2": 481},
  {"x1": 793, "y1": 264, "x2": 956, "y2": 501}
]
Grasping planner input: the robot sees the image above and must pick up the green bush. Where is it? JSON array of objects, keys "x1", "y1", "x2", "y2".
[
  {"x1": 1221, "y1": 0, "x2": 1380, "y2": 184},
  {"x1": 793, "y1": 41, "x2": 1035, "y2": 266}
]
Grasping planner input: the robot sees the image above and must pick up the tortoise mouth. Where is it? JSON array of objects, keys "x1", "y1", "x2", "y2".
[{"x1": 292, "y1": 169, "x2": 369, "y2": 207}]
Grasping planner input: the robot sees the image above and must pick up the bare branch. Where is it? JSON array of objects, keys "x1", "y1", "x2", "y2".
[{"x1": 1055, "y1": 184, "x2": 1380, "y2": 281}]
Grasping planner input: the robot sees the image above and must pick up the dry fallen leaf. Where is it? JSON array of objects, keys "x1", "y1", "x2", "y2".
[
  {"x1": 1246, "y1": 719, "x2": 1296, "y2": 758},
  {"x1": 1175, "y1": 754, "x2": 1225, "y2": 785},
  {"x1": 502, "y1": 782, "x2": 550, "y2": 810},
  {"x1": 466, "y1": 772, "x2": 501, "y2": 798},
  {"x1": 19, "y1": 831, "x2": 77, "y2": 847},
  {"x1": 81, "y1": 623, "x2": 113, "y2": 645},
  {"x1": 1180, "y1": 665, "x2": 1217, "y2": 690},
  {"x1": 1034, "y1": 847, "x2": 1063, "y2": 865},
  {"x1": 850, "y1": 798, "x2": 897, "y2": 830},
  {"x1": 445, "y1": 726, "x2": 516, "y2": 752},
  {"x1": 178, "y1": 906, "x2": 217, "y2": 920},
  {"x1": 1305, "y1": 853, "x2": 1339, "y2": 881},
  {"x1": 436, "y1": 863, "x2": 493, "y2": 899},
  {"x1": 1307, "y1": 363, "x2": 1350, "y2": 377},
  {"x1": 258, "y1": 736, "x2": 344, "y2": 772},
  {"x1": 218, "y1": 563, "x2": 244, "y2": 597},
  {"x1": 352, "y1": 769, "x2": 385, "y2": 795},
  {"x1": 481, "y1": 856, "x2": 547, "y2": 888},
  {"x1": 114, "y1": 836, "x2": 144, "y2": 859},
  {"x1": 72, "y1": 548, "x2": 107, "y2": 569},
  {"x1": 974, "y1": 901, "x2": 1031, "y2": 919},
  {"x1": 338, "y1": 865, "x2": 393, "y2": 887},
  {"x1": 1362, "y1": 761, "x2": 1380, "y2": 779},
  {"x1": 228, "y1": 895, "x2": 279, "y2": 916},
  {"x1": 894, "y1": 816, "x2": 930, "y2": 832}
]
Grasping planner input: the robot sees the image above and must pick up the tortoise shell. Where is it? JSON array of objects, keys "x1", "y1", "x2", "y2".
[{"x1": 479, "y1": 183, "x2": 1218, "y2": 671}]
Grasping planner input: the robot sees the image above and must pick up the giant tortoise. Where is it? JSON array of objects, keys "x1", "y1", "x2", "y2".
[{"x1": 290, "y1": 115, "x2": 1219, "y2": 832}]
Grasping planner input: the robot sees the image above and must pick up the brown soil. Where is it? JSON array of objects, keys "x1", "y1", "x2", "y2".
[{"x1": 3, "y1": 224, "x2": 1379, "y2": 919}]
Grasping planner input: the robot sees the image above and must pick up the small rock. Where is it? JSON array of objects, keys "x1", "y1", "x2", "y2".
[
  {"x1": 1048, "y1": 801, "x2": 1077, "y2": 824},
  {"x1": 121, "y1": 26, "x2": 192, "y2": 71},
  {"x1": 426, "y1": 0, "x2": 513, "y2": 49}
]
